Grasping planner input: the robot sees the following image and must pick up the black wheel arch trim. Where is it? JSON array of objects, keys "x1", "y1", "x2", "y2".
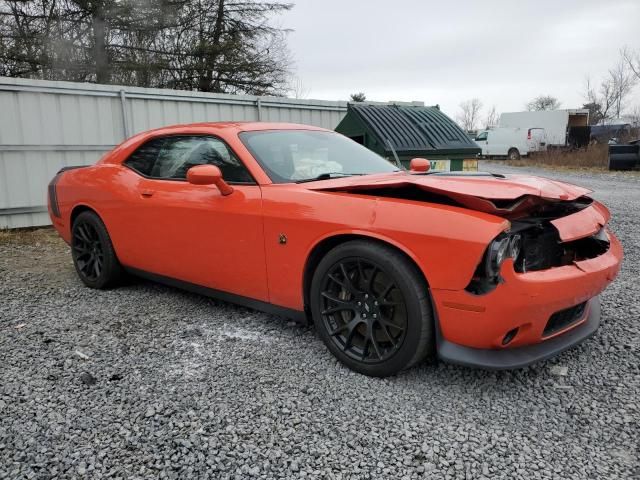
[{"x1": 71, "y1": 204, "x2": 101, "y2": 224}]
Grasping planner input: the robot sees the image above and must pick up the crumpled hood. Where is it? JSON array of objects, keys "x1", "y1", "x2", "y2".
[{"x1": 305, "y1": 172, "x2": 592, "y2": 216}]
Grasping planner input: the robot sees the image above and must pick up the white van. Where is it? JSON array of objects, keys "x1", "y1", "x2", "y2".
[
  {"x1": 499, "y1": 109, "x2": 588, "y2": 147},
  {"x1": 474, "y1": 127, "x2": 546, "y2": 160}
]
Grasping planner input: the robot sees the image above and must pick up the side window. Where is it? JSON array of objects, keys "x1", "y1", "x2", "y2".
[
  {"x1": 124, "y1": 137, "x2": 165, "y2": 176},
  {"x1": 124, "y1": 136, "x2": 254, "y2": 184}
]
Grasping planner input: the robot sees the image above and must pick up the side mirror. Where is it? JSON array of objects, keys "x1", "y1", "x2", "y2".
[
  {"x1": 186, "y1": 165, "x2": 234, "y2": 196},
  {"x1": 409, "y1": 158, "x2": 430, "y2": 172}
]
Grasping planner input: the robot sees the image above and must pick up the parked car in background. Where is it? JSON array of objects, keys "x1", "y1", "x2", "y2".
[
  {"x1": 475, "y1": 127, "x2": 546, "y2": 159},
  {"x1": 499, "y1": 109, "x2": 589, "y2": 148},
  {"x1": 48, "y1": 122, "x2": 622, "y2": 377}
]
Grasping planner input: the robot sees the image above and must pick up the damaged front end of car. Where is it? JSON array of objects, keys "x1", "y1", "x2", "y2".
[
  {"x1": 466, "y1": 195, "x2": 613, "y2": 295},
  {"x1": 308, "y1": 171, "x2": 623, "y2": 368}
]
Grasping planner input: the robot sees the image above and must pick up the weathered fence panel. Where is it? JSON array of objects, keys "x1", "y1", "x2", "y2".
[{"x1": 0, "y1": 77, "x2": 348, "y2": 228}]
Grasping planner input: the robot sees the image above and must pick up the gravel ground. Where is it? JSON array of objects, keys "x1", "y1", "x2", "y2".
[{"x1": 1, "y1": 162, "x2": 638, "y2": 479}]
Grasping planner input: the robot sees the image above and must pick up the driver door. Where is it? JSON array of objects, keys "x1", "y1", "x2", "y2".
[
  {"x1": 475, "y1": 131, "x2": 489, "y2": 156},
  {"x1": 120, "y1": 135, "x2": 269, "y2": 301}
]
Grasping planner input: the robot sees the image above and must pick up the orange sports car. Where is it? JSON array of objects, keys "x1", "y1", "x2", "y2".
[{"x1": 48, "y1": 122, "x2": 622, "y2": 377}]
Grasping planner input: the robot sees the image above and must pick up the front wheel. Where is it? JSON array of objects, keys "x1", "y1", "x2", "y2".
[
  {"x1": 310, "y1": 240, "x2": 434, "y2": 377},
  {"x1": 71, "y1": 211, "x2": 122, "y2": 289}
]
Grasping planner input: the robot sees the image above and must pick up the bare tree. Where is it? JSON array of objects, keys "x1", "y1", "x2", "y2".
[
  {"x1": 350, "y1": 92, "x2": 366, "y2": 102},
  {"x1": 156, "y1": 0, "x2": 293, "y2": 94},
  {"x1": 622, "y1": 46, "x2": 640, "y2": 82},
  {"x1": 609, "y1": 58, "x2": 637, "y2": 119},
  {"x1": 624, "y1": 104, "x2": 640, "y2": 127},
  {"x1": 583, "y1": 54, "x2": 637, "y2": 125},
  {"x1": 456, "y1": 98, "x2": 483, "y2": 131},
  {"x1": 288, "y1": 76, "x2": 310, "y2": 99},
  {"x1": 0, "y1": 0, "x2": 294, "y2": 95},
  {"x1": 583, "y1": 76, "x2": 617, "y2": 125},
  {"x1": 526, "y1": 95, "x2": 561, "y2": 111},
  {"x1": 582, "y1": 101, "x2": 605, "y2": 126},
  {"x1": 483, "y1": 105, "x2": 498, "y2": 129},
  {"x1": 0, "y1": 0, "x2": 185, "y2": 84}
]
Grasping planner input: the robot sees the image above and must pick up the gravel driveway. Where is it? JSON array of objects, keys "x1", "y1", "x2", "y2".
[{"x1": 1, "y1": 162, "x2": 638, "y2": 479}]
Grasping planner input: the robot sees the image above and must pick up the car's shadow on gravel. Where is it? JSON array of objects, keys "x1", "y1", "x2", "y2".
[{"x1": 119, "y1": 276, "x2": 594, "y2": 396}]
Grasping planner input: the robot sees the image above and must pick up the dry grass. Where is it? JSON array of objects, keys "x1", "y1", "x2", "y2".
[
  {"x1": 505, "y1": 144, "x2": 609, "y2": 170},
  {"x1": 0, "y1": 227, "x2": 61, "y2": 246}
]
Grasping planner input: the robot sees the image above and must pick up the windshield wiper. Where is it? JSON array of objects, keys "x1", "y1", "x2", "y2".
[{"x1": 295, "y1": 172, "x2": 365, "y2": 183}]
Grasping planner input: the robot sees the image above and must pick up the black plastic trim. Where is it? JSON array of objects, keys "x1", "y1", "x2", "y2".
[
  {"x1": 57, "y1": 165, "x2": 88, "y2": 174},
  {"x1": 49, "y1": 166, "x2": 88, "y2": 218},
  {"x1": 436, "y1": 296, "x2": 601, "y2": 370},
  {"x1": 48, "y1": 174, "x2": 63, "y2": 217},
  {"x1": 124, "y1": 267, "x2": 308, "y2": 324},
  {"x1": 543, "y1": 301, "x2": 588, "y2": 337},
  {"x1": 48, "y1": 180, "x2": 60, "y2": 217}
]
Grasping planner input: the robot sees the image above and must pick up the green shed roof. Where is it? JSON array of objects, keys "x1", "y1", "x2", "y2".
[{"x1": 340, "y1": 104, "x2": 479, "y2": 155}]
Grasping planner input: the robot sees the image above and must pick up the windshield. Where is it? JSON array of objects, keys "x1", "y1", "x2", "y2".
[{"x1": 239, "y1": 130, "x2": 400, "y2": 183}]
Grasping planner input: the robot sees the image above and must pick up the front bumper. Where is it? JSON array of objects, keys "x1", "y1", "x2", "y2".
[
  {"x1": 437, "y1": 296, "x2": 601, "y2": 369},
  {"x1": 431, "y1": 229, "x2": 622, "y2": 369}
]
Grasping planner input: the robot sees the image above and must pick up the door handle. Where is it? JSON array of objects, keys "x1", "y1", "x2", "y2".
[{"x1": 141, "y1": 189, "x2": 155, "y2": 198}]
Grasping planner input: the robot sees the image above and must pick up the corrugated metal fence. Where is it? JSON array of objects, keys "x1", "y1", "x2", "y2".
[{"x1": 0, "y1": 77, "x2": 348, "y2": 228}]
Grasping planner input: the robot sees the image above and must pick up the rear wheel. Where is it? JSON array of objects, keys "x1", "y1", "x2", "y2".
[
  {"x1": 310, "y1": 240, "x2": 434, "y2": 377},
  {"x1": 71, "y1": 211, "x2": 122, "y2": 289},
  {"x1": 507, "y1": 148, "x2": 521, "y2": 160}
]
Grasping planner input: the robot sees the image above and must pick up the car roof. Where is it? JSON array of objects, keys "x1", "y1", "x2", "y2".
[
  {"x1": 100, "y1": 122, "x2": 335, "y2": 167},
  {"x1": 152, "y1": 121, "x2": 330, "y2": 133}
]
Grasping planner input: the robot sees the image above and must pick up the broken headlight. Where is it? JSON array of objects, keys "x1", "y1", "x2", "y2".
[{"x1": 485, "y1": 234, "x2": 521, "y2": 279}]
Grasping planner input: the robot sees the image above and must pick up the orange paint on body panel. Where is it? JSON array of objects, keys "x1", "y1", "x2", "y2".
[{"x1": 48, "y1": 122, "x2": 623, "y2": 368}]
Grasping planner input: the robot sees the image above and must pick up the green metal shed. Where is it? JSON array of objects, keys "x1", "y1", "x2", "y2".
[{"x1": 335, "y1": 103, "x2": 480, "y2": 171}]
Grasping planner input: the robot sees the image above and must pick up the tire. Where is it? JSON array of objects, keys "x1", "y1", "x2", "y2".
[
  {"x1": 71, "y1": 211, "x2": 122, "y2": 289},
  {"x1": 507, "y1": 148, "x2": 521, "y2": 160},
  {"x1": 310, "y1": 240, "x2": 434, "y2": 377}
]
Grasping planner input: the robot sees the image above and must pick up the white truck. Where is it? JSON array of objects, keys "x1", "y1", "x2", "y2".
[
  {"x1": 499, "y1": 109, "x2": 589, "y2": 147},
  {"x1": 474, "y1": 127, "x2": 546, "y2": 160}
]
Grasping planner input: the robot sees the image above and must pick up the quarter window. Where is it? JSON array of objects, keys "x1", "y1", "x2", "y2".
[{"x1": 124, "y1": 136, "x2": 254, "y2": 183}]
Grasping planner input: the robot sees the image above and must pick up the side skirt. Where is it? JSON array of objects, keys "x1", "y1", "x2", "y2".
[{"x1": 124, "y1": 267, "x2": 308, "y2": 324}]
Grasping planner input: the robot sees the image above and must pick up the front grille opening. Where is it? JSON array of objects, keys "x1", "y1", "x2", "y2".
[
  {"x1": 543, "y1": 302, "x2": 587, "y2": 337},
  {"x1": 513, "y1": 223, "x2": 610, "y2": 273},
  {"x1": 563, "y1": 234, "x2": 610, "y2": 261},
  {"x1": 514, "y1": 224, "x2": 565, "y2": 272}
]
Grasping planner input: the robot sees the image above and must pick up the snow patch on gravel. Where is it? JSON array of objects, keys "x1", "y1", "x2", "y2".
[{"x1": 216, "y1": 323, "x2": 276, "y2": 343}]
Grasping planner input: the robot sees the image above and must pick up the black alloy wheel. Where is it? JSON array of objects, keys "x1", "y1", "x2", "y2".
[
  {"x1": 311, "y1": 240, "x2": 434, "y2": 377},
  {"x1": 71, "y1": 211, "x2": 122, "y2": 289},
  {"x1": 73, "y1": 221, "x2": 104, "y2": 282},
  {"x1": 320, "y1": 258, "x2": 407, "y2": 364}
]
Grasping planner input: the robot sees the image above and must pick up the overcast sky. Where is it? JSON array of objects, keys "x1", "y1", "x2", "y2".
[{"x1": 280, "y1": 0, "x2": 640, "y2": 119}]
